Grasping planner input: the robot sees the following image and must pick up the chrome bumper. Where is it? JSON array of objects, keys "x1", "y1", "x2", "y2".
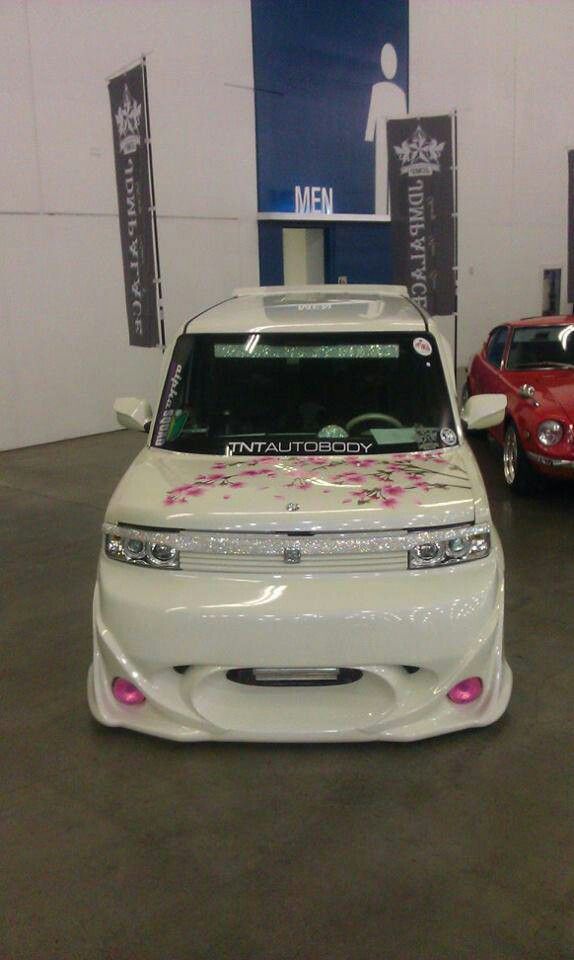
[{"x1": 527, "y1": 452, "x2": 574, "y2": 469}]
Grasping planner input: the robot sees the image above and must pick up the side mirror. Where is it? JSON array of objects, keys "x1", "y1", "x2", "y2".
[
  {"x1": 461, "y1": 393, "x2": 507, "y2": 431},
  {"x1": 114, "y1": 397, "x2": 153, "y2": 432}
]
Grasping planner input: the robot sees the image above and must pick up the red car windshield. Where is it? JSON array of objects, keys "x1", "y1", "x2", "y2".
[{"x1": 507, "y1": 324, "x2": 574, "y2": 370}]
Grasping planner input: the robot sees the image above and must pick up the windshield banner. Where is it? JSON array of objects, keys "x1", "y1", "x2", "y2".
[
  {"x1": 387, "y1": 114, "x2": 456, "y2": 316},
  {"x1": 108, "y1": 62, "x2": 159, "y2": 346},
  {"x1": 225, "y1": 440, "x2": 375, "y2": 457}
]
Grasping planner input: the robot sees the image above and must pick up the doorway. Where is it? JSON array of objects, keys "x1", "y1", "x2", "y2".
[
  {"x1": 258, "y1": 221, "x2": 393, "y2": 287},
  {"x1": 542, "y1": 268, "x2": 562, "y2": 315},
  {"x1": 282, "y1": 228, "x2": 325, "y2": 284}
]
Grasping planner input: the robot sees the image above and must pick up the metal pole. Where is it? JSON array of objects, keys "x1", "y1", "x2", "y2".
[
  {"x1": 453, "y1": 109, "x2": 459, "y2": 382},
  {"x1": 141, "y1": 55, "x2": 166, "y2": 350}
]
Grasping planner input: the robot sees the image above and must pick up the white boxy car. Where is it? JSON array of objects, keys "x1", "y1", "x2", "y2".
[{"x1": 89, "y1": 285, "x2": 512, "y2": 742}]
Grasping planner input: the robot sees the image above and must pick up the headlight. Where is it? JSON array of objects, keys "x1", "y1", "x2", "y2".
[
  {"x1": 408, "y1": 526, "x2": 491, "y2": 569},
  {"x1": 537, "y1": 420, "x2": 563, "y2": 447},
  {"x1": 104, "y1": 528, "x2": 180, "y2": 569}
]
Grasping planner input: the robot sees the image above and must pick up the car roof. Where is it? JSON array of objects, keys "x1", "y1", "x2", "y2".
[
  {"x1": 507, "y1": 315, "x2": 574, "y2": 328},
  {"x1": 183, "y1": 285, "x2": 429, "y2": 335}
]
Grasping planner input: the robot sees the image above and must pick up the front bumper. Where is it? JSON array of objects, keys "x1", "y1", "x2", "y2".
[
  {"x1": 88, "y1": 541, "x2": 512, "y2": 742},
  {"x1": 527, "y1": 450, "x2": 574, "y2": 477}
]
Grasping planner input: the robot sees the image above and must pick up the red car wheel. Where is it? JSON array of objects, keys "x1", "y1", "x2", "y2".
[{"x1": 503, "y1": 422, "x2": 535, "y2": 494}]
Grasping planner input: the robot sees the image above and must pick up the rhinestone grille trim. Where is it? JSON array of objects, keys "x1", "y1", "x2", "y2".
[{"x1": 103, "y1": 523, "x2": 490, "y2": 557}]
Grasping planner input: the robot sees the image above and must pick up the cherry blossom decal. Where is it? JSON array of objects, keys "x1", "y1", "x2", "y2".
[{"x1": 163, "y1": 452, "x2": 471, "y2": 510}]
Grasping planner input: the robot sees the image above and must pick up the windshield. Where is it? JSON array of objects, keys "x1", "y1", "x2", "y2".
[
  {"x1": 151, "y1": 332, "x2": 457, "y2": 455},
  {"x1": 507, "y1": 324, "x2": 574, "y2": 370}
]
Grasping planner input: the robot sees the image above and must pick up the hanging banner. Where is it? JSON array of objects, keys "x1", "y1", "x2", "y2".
[
  {"x1": 387, "y1": 115, "x2": 456, "y2": 316},
  {"x1": 108, "y1": 62, "x2": 159, "y2": 346},
  {"x1": 568, "y1": 151, "x2": 574, "y2": 303}
]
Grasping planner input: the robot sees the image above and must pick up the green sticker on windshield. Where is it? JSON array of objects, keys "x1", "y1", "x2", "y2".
[
  {"x1": 166, "y1": 410, "x2": 188, "y2": 442},
  {"x1": 371, "y1": 428, "x2": 417, "y2": 444},
  {"x1": 214, "y1": 343, "x2": 399, "y2": 359}
]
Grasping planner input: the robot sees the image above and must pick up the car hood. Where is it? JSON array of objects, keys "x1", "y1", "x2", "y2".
[
  {"x1": 510, "y1": 369, "x2": 574, "y2": 420},
  {"x1": 105, "y1": 446, "x2": 480, "y2": 533}
]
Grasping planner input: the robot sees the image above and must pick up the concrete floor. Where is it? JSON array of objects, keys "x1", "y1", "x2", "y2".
[{"x1": 1, "y1": 430, "x2": 572, "y2": 960}]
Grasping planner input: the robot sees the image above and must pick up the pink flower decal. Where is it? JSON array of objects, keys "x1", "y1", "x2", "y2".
[
  {"x1": 332, "y1": 471, "x2": 365, "y2": 484},
  {"x1": 343, "y1": 456, "x2": 378, "y2": 468},
  {"x1": 382, "y1": 485, "x2": 405, "y2": 496},
  {"x1": 163, "y1": 452, "x2": 471, "y2": 508},
  {"x1": 196, "y1": 473, "x2": 227, "y2": 482},
  {"x1": 286, "y1": 477, "x2": 313, "y2": 490},
  {"x1": 164, "y1": 484, "x2": 206, "y2": 505},
  {"x1": 237, "y1": 468, "x2": 277, "y2": 477},
  {"x1": 410, "y1": 451, "x2": 446, "y2": 464}
]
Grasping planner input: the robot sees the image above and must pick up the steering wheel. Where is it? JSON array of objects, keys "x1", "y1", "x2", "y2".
[{"x1": 345, "y1": 412, "x2": 403, "y2": 434}]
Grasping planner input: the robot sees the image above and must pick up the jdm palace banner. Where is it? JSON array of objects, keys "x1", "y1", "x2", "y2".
[
  {"x1": 387, "y1": 115, "x2": 456, "y2": 316},
  {"x1": 108, "y1": 62, "x2": 159, "y2": 347}
]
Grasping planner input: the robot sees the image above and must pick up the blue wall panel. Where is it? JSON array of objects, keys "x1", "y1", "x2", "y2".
[
  {"x1": 324, "y1": 223, "x2": 393, "y2": 284},
  {"x1": 258, "y1": 222, "x2": 284, "y2": 286},
  {"x1": 251, "y1": 0, "x2": 409, "y2": 215}
]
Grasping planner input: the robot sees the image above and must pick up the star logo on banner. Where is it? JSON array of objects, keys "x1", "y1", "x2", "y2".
[
  {"x1": 394, "y1": 125, "x2": 445, "y2": 176},
  {"x1": 115, "y1": 84, "x2": 142, "y2": 156}
]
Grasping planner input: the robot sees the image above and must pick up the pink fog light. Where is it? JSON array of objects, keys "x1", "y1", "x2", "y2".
[
  {"x1": 447, "y1": 676, "x2": 483, "y2": 705},
  {"x1": 112, "y1": 677, "x2": 146, "y2": 706}
]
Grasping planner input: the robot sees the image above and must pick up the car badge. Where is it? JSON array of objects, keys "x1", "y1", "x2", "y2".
[
  {"x1": 286, "y1": 502, "x2": 300, "y2": 511},
  {"x1": 440, "y1": 427, "x2": 457, "y2": 447},
  {"x1": 283, "y1": 546, "x2": 302, "y2": 564}
]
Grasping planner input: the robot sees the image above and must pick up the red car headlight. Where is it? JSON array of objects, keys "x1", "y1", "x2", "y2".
[{"x1": 537, "y1": 420, "x2": 563, "y2": 447}]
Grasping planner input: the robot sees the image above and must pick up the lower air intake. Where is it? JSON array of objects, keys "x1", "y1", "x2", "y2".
[{"x1": 226, "y1": 667, "x2": 363, "y2": 687}]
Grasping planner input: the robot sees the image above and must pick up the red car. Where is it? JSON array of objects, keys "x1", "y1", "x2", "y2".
[{"x1": 465, "y1": 315, "x2": 574, "y2": 492}]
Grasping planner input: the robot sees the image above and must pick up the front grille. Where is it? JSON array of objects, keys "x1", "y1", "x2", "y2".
[
  {"x1": 177, "y1": 529, "x2": 410, "y2": 574},
  {"x1": 226, "y1": 667, "x2": 363, "y2": 687},
  {"x1": 179, "y1": 549, "x2": 406, "y2": 574}
]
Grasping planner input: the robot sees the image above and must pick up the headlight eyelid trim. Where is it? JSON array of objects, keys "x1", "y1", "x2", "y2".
[
  {"x1": 104, "y1": 530, "x2": 180, "y2": 570},
  {"x1": 408, "y1": 529, "x2": 491, "y2": 569}
]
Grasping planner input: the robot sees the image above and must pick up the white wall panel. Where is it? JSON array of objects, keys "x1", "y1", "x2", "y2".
[
  {"x1": 157, "y1": 217, "x2": 244, "y2": 341},
  {"x1": 0, "y1": 213, "x2": 252, "y2": 451},
  {"x1": 0, "y1": 0, "x2": 258, "y2": 450},
  {"x1": 0, "y1": 215, "x2": 159, "y2": 450},
  {"x1": 0, "y1": 1, "x2": 41, "y2": 211},
  {"x1": 25, "y1": 0, "x2": 256, "y2": 217}
]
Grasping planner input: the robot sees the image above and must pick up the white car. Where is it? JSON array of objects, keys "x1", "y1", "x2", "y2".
[{"x1": 89, "y1": 285, "x2": 512, "y2": 742}]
